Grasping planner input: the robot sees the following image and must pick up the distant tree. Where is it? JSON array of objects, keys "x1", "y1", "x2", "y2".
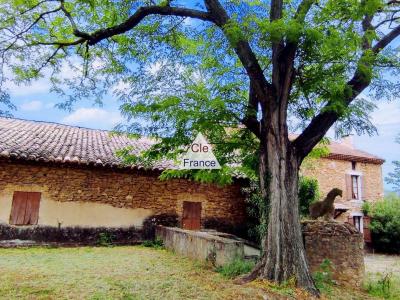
[
  {"x1": 1, "y1": 0, "x2": 400, "y2": 295},
  {"x1": 299, "y1": 176, "x2": 320, "y2": 218},
  {"x1": 368, "y1": 193, "x2": 400, "y2": 254},
  {"x1": 385, "y1": 135, "x2": 400, "y2": 193}
]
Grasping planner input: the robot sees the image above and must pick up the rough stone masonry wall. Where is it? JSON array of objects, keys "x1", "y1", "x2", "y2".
[
  {"x1": 0, "y1": 161, "x2": 247, "y2": 229},
  {"x1": 301, "y1": 158, "x2": 383, "y2": 202},
  {"x1": 301, "y1": 158, "x2": 383, "y2": 221},
  {"x1": 303, "y1": 220, "x2": 364, "y2": 287}
]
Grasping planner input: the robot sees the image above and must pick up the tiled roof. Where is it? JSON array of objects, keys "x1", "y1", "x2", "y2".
[
  {"x1": 324, "y1": 140, "x2": 385, "y2": 164},
  {"x1": 0, "y1": 117, "x2": 384, "y2": 171},
  {"x1": 289, "y1": 134, "x2": 385, "y2": 165},
  {"x1": 0, "y1": 117, "x2": 174, "y2": 171}
]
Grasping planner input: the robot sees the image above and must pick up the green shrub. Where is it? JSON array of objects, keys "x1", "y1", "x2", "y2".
[
  {"x1": 368, "y1": 194, "x2": 400, "y2": 253},
  {"x1": 362, "y1": 201, "x2": 372, "y2": 216},
  {"x1": 312, "y1": 259, "x2": 334, "y2": 294},
  {"x1": 299, "y1": 176, "x2": 320, "y2": 218},
  {"x1": 215, "y1": 257, "x2": 255, "y2": 279},
  {"x1": 364, "y1": 273, "x2": 399, "y2": 299},
  {"x1": 97, "y1": 232, "x2": 114, "y2": 246},
  {"x1": 242, "y1": 180, "x2": 268, "y2": 245},
  {"x1": 142, "y1": 237, "x2": 164, "y2": 249}
]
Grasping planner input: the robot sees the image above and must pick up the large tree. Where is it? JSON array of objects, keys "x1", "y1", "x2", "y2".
[{"x1": 1, "y1": 0, "x2": 400, "y2": 295}]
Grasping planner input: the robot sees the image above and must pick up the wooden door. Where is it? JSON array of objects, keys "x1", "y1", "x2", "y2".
[
  {"x1": 9, "y1": 191, "x2": 41, "y2": 225},
  {"x1": 363, "y1": 216, "x2": 372, "y2": 243},
  {"x1": 182, "y1": 201, "x2": 201, "y2": 230}
]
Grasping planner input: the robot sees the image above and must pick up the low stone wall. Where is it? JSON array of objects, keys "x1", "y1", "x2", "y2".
[
  {"x1": 302, "y1": 220, "x2": 364, "y2": 287},
  {"x1": 155, "y1": 226, "x2": 244, "y2": 266},
  {"x1": 0, "y1": 223, "x2": 142, "y2": 246}
]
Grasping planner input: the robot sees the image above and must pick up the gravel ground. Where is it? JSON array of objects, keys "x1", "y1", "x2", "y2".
[{"x1": 365, "y1": 254, "x2": 400, "y2": 274}]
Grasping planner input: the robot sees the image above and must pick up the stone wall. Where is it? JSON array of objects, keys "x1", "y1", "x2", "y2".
[
  {"x1": 0, "y1": 161, "x2": 247, "y2": 228},
  {"x1": 302, "y1": 220, "x2": 364, "y2": 287},
  {"x1": 301, "y1": 158, "x2": 383, "y2": 221},
  {"x1": 301, "y1": 158, "x2": 383, "y2": 202}
]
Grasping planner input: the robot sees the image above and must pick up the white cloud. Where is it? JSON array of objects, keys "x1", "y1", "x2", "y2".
[
  {"x1": 6, "y1": 79, "x2": 51, "y2": 96},
  {"x1": 4, "y1": 56, "x2": 83, "y2": 96},
  {"x1": 62, "y1": 107, "x2": 123, "y2": 129},
  {"x1": 44, "y1": 102, "x2": 56, "y2": 109},
  {"x1": 371, "y1": 102, "x2": 400, "y2": 126},
  {"x1": 20, "y1": 100, "x2": 43, "y2": 111}
]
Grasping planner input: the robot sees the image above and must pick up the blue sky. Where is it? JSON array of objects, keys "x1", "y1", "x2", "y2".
[{"x1": 5, "y1": 74, "x2": 400, "y2": 192}]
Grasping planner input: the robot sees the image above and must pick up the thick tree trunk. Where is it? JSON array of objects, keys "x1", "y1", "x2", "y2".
[{"x1": 242, "y1": 127, "x2": 320, "y2": 297}]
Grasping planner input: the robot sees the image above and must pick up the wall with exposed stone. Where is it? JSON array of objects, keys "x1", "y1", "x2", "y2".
[
  {"x1": 0, "y1": 161, "x2": 247, "y2": 229},
  {"x1": 302, "y1": 220, "x2": 364, "y2": 287},
  {"x1": 301, "y1": 158, "x2": 383, "y2": 201},
  {"x1": 301, "y1": 158, "x2": 383, "y2": 221}
]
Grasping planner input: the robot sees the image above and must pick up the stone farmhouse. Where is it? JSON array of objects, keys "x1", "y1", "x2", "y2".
[
  {"x1": 301, "y1": 136, "x2": 384, "y2": 241},
  {"x1": 0, "y1": 117, "x2": 384, "y2": 241}
]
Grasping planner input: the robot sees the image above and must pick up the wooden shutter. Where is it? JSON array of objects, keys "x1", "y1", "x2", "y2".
[
  {"x1": 9, "y1": 191, "x2": 41, "y2": 225},
  {"x1": 360, "y1": 175, "x2": 367, "y2": 201},
  {"x1": 345, "y1": 174, "x2": 352, "y2": 200},
  {"x1": 10, "y1": 191, "x2": 27, "y2": 225},
  {"x1": 25, "y1": 192, "x2": 41, "y2": 225},
  {"x1": 363, "y1": 216, "x2": 372, "y2": 243}
]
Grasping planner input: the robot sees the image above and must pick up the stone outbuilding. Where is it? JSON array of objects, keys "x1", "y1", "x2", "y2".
[{"x1": 0, "y1": 117, "x2": 384, "y2": 241}]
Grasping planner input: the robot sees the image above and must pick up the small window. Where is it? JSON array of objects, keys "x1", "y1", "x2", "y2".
[
  {"x1": 351, "y1": 161, "x2": 356, "y2": 170},
  {"x1": 9, "y1": 191, "x2": 41, "y2": 225},
  {"x1": 353, "y1": 216, "x2": 362, "y2": 232},
  {"x1": 351, "y1": 175, "x2": 359, "y2": 200}
]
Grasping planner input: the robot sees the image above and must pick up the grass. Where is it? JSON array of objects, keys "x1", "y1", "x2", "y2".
[
  {"x1": 0, "y1": 246, "x2": 264, "y2": 300},
  {"x1": 364, "y1": 272, "x2": 400, "y2": 300},
  {"x1": 312, "y1": 259, "x2": 334, "y2": 295},
  {"x1": 215, "y1": 257, "x2": 255, "y2": 279},
  {"x1": 0, "y1": 246, "x2": 396, "y2": 300}
]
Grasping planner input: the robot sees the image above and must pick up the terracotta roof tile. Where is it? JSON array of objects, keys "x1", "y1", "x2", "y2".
[
  {"x1": 289, "y1": 134, "x2": 384, "y2": 165},
  {"x1": 0, "y1": 117, "x2": 175, "y2": 170},
  {"x1": 0, "y1": 118, "x2": 384, "y2": 170}
]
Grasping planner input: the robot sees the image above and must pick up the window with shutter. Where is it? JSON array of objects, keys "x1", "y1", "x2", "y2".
[
  {"x1": 346, "y1": 172, "x2": 363, "y2": 201},
  {"x1": 9, "y1": 191, "x2": 41, "y2": 225},
  {"x1": 353, "y1": 216, "x2": 362, "y2": 232},
  {"x1": 345, "y1": 174, "x2": 353, "y2": 200},
  {"x1": 351, "y1": 175, "x2": 359, "y2": 199}
]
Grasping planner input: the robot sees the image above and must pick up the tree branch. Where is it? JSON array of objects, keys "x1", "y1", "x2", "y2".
[
  {"x1": 271, "y1": 0, "x2": 315, "y2": 135},
  {"x1": 294, "y1": 14, "x2": 400, "y2": 160},
  {"x1": 204, "y1": 0, "x2": 274, "y2": 137},
  {"x1": 373, "y1": 24, "x2": 400, "y2": 53},
  {"x1": 242, "y1": 80, "x2": 261, "y2": 138},
  {"x1": 72, "y1": 6, "x2": 213, "y2": 45}
]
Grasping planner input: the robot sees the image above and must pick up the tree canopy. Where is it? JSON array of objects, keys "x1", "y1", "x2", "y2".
[{"x1": 1, "y1": 1, "x2": 399, "y2": 180}]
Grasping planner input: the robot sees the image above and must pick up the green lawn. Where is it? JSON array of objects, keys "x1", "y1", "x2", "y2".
[
  {"x1": 0, "y1": 246, "x2": 264, "y2": 300},
  {"x1": 0, "y1": 246, "x2": 396, "y2": 300}
]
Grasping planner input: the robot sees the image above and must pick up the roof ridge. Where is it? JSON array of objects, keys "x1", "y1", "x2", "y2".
[
  {"x1": 0, "y1": 116, "x2": 384, "y2": 166},
  {"x1": 0, "y1": 116, "x2": 114, "y2": 133}
]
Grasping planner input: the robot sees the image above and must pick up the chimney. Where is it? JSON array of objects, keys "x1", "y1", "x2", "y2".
[{"x1": 341, "y1": 135, "x2": 354, "y2": 148}]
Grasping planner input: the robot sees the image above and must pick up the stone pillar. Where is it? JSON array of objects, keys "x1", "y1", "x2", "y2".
[{"x1": 302, "y1": 220, "x2": 364, "y2": 287}]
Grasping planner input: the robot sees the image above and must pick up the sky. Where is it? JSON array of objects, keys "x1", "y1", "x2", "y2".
[{"x1": 5, "y1": 76, "x2": 399, "y2": 192}]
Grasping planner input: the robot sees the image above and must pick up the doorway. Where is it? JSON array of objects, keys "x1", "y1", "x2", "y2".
[{"x1": 182, "y1": 201, "x2": 201, "y2": 230}]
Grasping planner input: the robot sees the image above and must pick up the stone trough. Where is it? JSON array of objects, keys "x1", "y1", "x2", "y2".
[{"x1": 155, "y1": 226, "x2": 253, "y2": 266}]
